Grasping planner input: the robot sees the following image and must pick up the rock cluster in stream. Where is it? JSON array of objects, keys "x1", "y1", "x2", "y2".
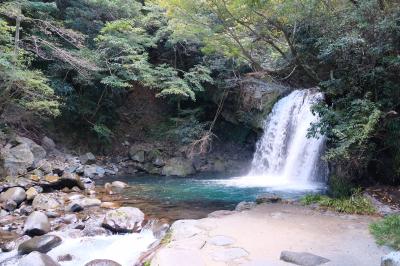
[{"x1": 0, "y1": 136, "x2": 169, "y2": 265}]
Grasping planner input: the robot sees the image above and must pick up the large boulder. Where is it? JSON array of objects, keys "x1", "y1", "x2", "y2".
[
  {"x1": 0, "y1": 187, "x2": 26, "y2": 204},
  {"x1": 382, "y1": 252, "x2": 400, "y2": 266},
  {"x1": 102, "y1": 207, "x2": 144, "y2": 233},
  {"x1": 66, "y1": 197, "x2": 101, "y2": 211},
  {"x1": 23, "y1": 211, "x2": 50, "y2": 236},
  {"x1": 218, "y1": 78, "x2": 288, "y2": 130},
  {"x1": 79, "y1": 153, "x2": 96, "y2": 165},
  {"x1": 161, "y1": 157, "x2": 195, "y2": 177},
  {"x1": 130, "y1": 150, "x2": 145, "y2": 163},
  {"x1": 41, "y1": 136, "x2": 56, "y2": 152},
  {"x1": 16, "y1": 136, "x2": 47, "y2": 164},
  {"x1": 1, "y1": 143, "x2": 34, "y2": 176},
  {"x1": 32, "y1": 193, "x2": 64, "y2": 210},
  {"x1": 18, "y1": 251, "x2": 60, "y2": 266},
  {"x1": 18, "y1": 235, "x2": 62, "y2": 255},
  {"x1": 1, "y1": 137, "x2": 47, "y2": 176}
]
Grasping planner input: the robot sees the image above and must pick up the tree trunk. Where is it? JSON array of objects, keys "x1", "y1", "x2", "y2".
[{"x1": 13, "y1": 7, "x2": 21, "y2": 66}]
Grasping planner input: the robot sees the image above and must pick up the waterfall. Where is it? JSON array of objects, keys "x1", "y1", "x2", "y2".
[{"x1": 223, "y1": 89, "x2": 327, "y2": 190}]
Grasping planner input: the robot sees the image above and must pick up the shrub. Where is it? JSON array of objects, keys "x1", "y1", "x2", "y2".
[
  {"x1": 370, "y1": 215, "x2": 400, "y2": 250},
  {"x1": 328, "y1": 175, "x2": 354, "y2": 198},
  {"x1": 301, "y1": 190, "x2": 376, "y2": 215}
]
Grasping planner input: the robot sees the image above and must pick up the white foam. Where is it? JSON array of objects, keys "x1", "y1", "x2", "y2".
[{"x1": 47, "y1": 230, "x2": 156, "y2": 265}]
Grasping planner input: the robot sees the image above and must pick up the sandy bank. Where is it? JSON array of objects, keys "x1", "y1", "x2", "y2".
[{"x1": 151, "y1": 203, "x2": 388, "y2": 266}]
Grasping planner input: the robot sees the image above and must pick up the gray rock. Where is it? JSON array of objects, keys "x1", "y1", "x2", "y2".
[
  {"x1": 211, "y1": 247, "x2": 249, "y2": 262},
  {"x1": 79, "y1": 153, "x2": 96, "y2": 165},
  {"x1": 143, "y1": 163, "x2": 162, "y2": 175},
  {"x1": 18, "y1": 235, "x2": 62, "y2": 255},
  {"x1": 4, "y1": 199, "x2": 17, "y2": 211},
  {"x1": 111, "y1": 181, "x2": 128, "y2": 189},
  {"x1": 23, "y1": 211, "x2": 50, "y2": 236},
  {"x1": 68, "y1": 203, "x2": 83, "y2": 212},
  {"x1": 26, "y1": 187, "x2": 39, "y2": 201},
  {"x1": 45, "y1": 211, "x2": 60, "y2": 218},
  {"x1": 0, "y1": 187, "x2": 26, "y2": 204},
  {"x1": 16, "y1": 137, "x2": 47, "y2": 164},
  {"x1": 161, "y1": 157, "x2": 195, "y2": 177},
  {"x1": 130, "y1": 150, "x2": 145, "y2": 163},
  {"x1": 256, "y1": 194, "x2": 282, "y2": 204},
  {"x1": 0, "y1": 209, "x2": 8, "y2": 217},
  {"x1": 382, "y1": 252, "x2": 400, "y2": 266},
  {"x1": 235, "y1": 201, "x2": 256, "y2": 211},
  {"x1": 36, "y1": 159, "x2": 53, "y2": 174},
  {"x1": 59, "y1": 172, "x2": 85, "y2": 190},
  {"x1": 1, "y1": 235, "x2": 30, "y2": 252},
  {"x1": 61, "y1": 214, "x2": 78, "y2": 224},
  {"x1": 84, "y1": 259, "x2": 122, "y2": 266},
  {"x1": 1, "y1": 143, "x2": 34, "y2": 175},
  {"x1": 83, "y1": 165, "x2": 105, "y2": 178},
  {"x1": 152, "y1": 157, "x2": 165, "y2": 167},
  {"x1": 19, "y1": 205, "x2": 34, "y2": 215},
  {"x1": 41, "y1": 136, "x2": 56, "y2": 151},
  {"x1": 69, "y1": 197, "x2": 101, "y2": 209},
  {"x1": 280, "y1": 251, "x2": 330, "y2": 266},
  {"x1": 102, "y1": 207, "x2": 144, "y2": 233},
  {"x1": 208, "y1": 235, "x2": 235, "y2": 246},
  {"x1": 32, "y1": 193, "x2": 63, "y2": 210},
  {"x1": 1, "y1": 176, "x2": 33, "y2": 189},
  {"x1": 80, "y1": 177, "x2": 95, "y2": 190},
  {"x1": 18, "y1": 251, "x2": 60, "y2": 266},
  {"x1": 82, "y1": 226, "x2": 110, "y2": 237},
  {"x1": 57, "y1": 254, "x2": 73, "y2": 262}
]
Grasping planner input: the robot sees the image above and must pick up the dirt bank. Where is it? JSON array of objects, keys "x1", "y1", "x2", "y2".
[{"x1": 151, "y1": 203, "x2": 388, "y2": 266}]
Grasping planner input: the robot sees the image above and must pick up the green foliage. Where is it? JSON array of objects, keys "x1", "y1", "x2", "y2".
[
  {"x1": 0, "y1": 15, "x2": 59, "y2": 120},
  {"x1": 301, "y1": 190, "x2": 376, "y2": 215},
  {"x1": 328, "y1": 175, "x2": 355, "y2": 199},
  {"x1": 92, "y1": 123, "x2": 113, "y2": 143},
  {"x1": 95, "y1": 9, "x2": 212, "y2": 104},
  {"x1": 163, "y1": 0, "x2": 400, "y2": 184},
  {"x1": 0, "y1": 0, "x2": 212, "y2": 147},
  {"x1": 302, "y1": 1, "x2": 400, "y2": 181},
  {"x1": 300, "y1": 194, "x2": 323, "y2": 205},
  {"x1": 370, "y1": 215, "x2": 400, "y2": 250},
  {"x1": 149, "y1": 109, "x2": 209, "y2": 145}
]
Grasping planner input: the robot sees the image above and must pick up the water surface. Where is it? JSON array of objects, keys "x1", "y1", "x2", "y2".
[{"x1": 98, "y1": 174, "x2": 325, "y2": 221}]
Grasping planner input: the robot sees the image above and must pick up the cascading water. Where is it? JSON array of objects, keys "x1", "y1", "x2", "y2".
[{"x1": 222, "y1": 89, "x2": 327, "y2": 190}]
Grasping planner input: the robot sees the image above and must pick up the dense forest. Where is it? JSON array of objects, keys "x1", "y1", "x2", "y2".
[{"x1": 0, "y1": 0, "x2": 399, "y2": 186}]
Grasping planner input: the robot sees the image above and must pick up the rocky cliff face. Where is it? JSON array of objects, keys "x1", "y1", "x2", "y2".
[{"x1": 214, "y1": 78, "x2": 290, "y2": 131}]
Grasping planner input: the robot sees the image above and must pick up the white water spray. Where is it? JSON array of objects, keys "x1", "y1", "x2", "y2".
[{"x1": 223, "y1": 89, "x2": 327, "y2": 190}]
